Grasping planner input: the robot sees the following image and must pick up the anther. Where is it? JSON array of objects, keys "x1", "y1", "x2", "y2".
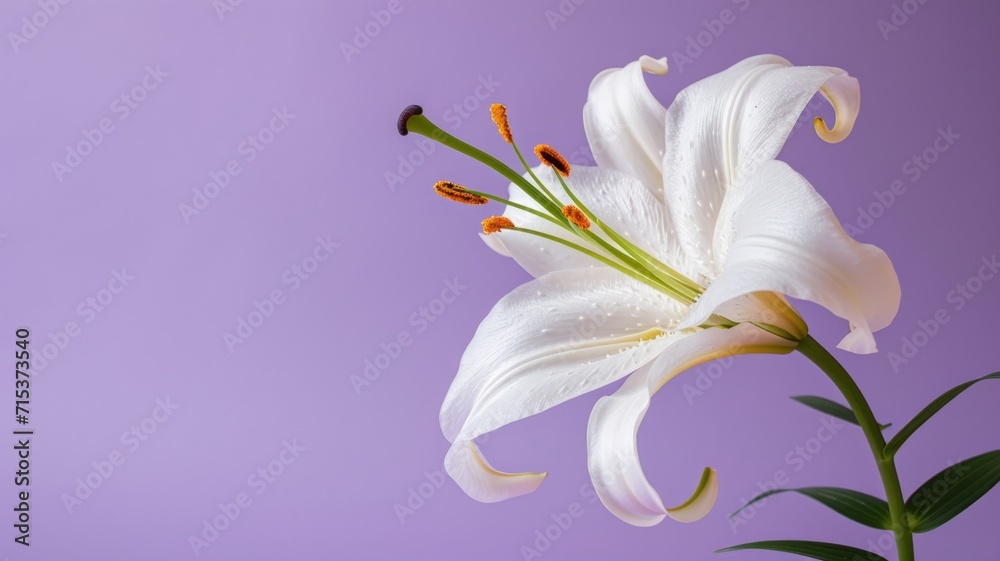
[
  {"x1": 561, "y1": 205, "x2": 590, "y2": 229},
  {"x1": 397, "y1": 104, "x2": 423, "y2": 136},
  {"x1": 534, "y1": 144, "x2": 571, "y2": 177},
  {"x1": 482, "y1": 216, "x2": 514, "y2": 235},
  {"x1": 490, "y1": 104, "x2": 513, "y2": 143},
  {"x1": 434, "y1": 181, "x2": 488, "y2": 205}
]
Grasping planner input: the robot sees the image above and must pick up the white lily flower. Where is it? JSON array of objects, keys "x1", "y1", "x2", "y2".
[{"x1": 398, "y1": 54, "x2": 900, "y2": 527}]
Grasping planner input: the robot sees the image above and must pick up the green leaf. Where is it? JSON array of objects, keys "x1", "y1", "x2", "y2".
[
  {"x1": 729, "y1": 487, "x2": 891, "y2": 530},
  {"x1": 884, "y1": 372, "x2": 1000, "y2": 457},
  {"x1": 906, "y1": 449, "x2": 1000, "y2": 533},
  {"x1": 717, "y1": 540, "x2": 888, "y2": 560},
  {"x1": 791, "y1": 395, "x2": 891, "y2": 430}
]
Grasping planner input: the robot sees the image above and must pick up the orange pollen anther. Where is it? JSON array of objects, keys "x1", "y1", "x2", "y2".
[
  {"x1": 490, "y1": 104, "x2": 513, "y2": 143},
  {"x1": 561, "y1": 205, "x2": 590, "y2": 229},
  {"x1": 482, "y1": 216, "x2": 514, "y2": 235},
  {"x1": 534, "y1": 144, "x2": 571, "y2": 177},
  {"x1": 434, "y1": 181, "x2": 488, "y2": 205}
]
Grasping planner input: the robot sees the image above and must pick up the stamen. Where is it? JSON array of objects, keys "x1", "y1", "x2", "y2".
[
  {"x1": 490, "y1": 104, "x2": 513, "y2": 143},
  {"x1": 534, "y1": 144, "x2": 571, "y2": 177},
  {"x1": 545, "y1": 166, "x2": 707, "y2": 302},
  {"x1": 561, "y1": 205, "x2": 590, "y2": 229},
  {"x1": 397, "y1": 104, "x2": 423, "y2": 136},
  {"x1": 398, "y1": 104, "x2": 716, "y2": 309},
  {"x1": 434, "y1": 181, "x2": 488, "y2": 205},
  {"x1": 482, "y1": 216, "x2": 514, "y2": 234},
  {"x1": 398, "y1": 106, "x2": 566, "y2": 218}
]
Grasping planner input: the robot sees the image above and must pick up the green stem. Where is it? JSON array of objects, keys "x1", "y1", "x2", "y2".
[{"x1": 796, "y1": 335, "x2": 914, "y2": 561}]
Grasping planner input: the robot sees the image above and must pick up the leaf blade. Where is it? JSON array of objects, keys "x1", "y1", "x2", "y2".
[
  {"x1": 884, "y1": 372, "x2": 1000, "y2": 457},
  {"x1": 717, "y1": 540, "x2": 888, "y2": 560},
  {"x1": 791, "y1": 395, "x2": 891, "y2": 430},
  {"x1": 729, "y1": 487, "x2": 891, "y2": 530},
  {"x1": 906, "y1": 449, "x2": 1000, "y2": 533}
]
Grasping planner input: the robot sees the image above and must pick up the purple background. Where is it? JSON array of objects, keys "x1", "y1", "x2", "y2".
[{"x1": 1, "y1": 0, "x2": 998, "y2": 559}]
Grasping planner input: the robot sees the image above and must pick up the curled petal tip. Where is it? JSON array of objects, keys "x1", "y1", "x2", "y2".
[
  {"x1": 445, "y1": 440, "x2": 547, "y2": 503},
  {"x1": 813, "y1": 75, "x2": 860, "y2": 144},
  {"x1": 638, "y1": 55, "x2": 668, "y2": 75},
  {"x1": 814, "y1": 116, "x2": 850, "y2": 144},
  {"x1": 665, "y1": 467, "x2": 719, "y2": 523},
  {"x1": 837, "y1": 325, "x2": 878, "y2": 354}
]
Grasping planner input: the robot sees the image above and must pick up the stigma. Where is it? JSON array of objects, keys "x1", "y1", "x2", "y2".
[{"x1": 397, "y1": 104, "x2": 423, "y2": 136}]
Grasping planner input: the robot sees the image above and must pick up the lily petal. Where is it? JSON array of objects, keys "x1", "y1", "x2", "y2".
[
  {"x1": 443, "y1": 439, "x2": 547, "y2": 503},
  {"x1": 440, "y1": 268, "x2": 686, "y2": 501},
  {"x1": 583, "y1": 55, "x2": 669, "y2": 199},
  {"x1": 680, "y1": 160, "x2": 900, "y2": 354},
  {"x1": 484, "y1": 165, "x2": 690, "y2": 279},
  {"x1": 588, "y1": 324, "x2": 793, "y2": 526},
  {"x1": 661, "y1": 55, "x2": 861, "y2": 271}
]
